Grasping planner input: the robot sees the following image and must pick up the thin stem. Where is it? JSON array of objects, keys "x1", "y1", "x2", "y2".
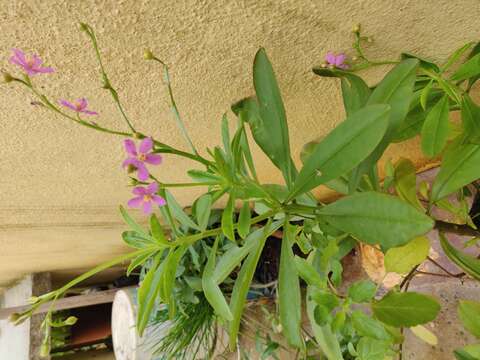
[
  {"x1": 434, "y1": 220, "x2": 480, "y2": 237},
  {"x1": 427, "y1": 256, "x2": 465, "y2": 278},
  {"x1": 400, "y1": 264, "x2": 420, "y2": 290},
  {"x1": 151, "y1": 56, "x2": 198, "y2": 155}
]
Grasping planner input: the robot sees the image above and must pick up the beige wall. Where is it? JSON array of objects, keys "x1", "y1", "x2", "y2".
[{"x1": 1, "y1": 0, "x2": 479, "y2": 288}]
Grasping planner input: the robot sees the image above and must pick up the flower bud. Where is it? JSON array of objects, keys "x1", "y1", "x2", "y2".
[
  {"x1": 129, "y1": 178, "x2": 139, "y2": 186},
  {"x1": 9, "y1": 313, "x2": 20, "y2": 323},
  {"x1": 352, "y1": 24, "x2": 361, "y2": 33},
  {"x1": 133, "y1": 132, "x2": 143, "y2": 139},
  {"x1": 2, "y1": 72, "x2": 14, "y2": 83},
  {"x1": 144, "y1": 49, "x2": 154, "y2": 60},
  {"x1": 127, "y1": 164, "x2": 137, "y2": 174},
  {"x1": 40, "y1": 343, "x2": 50, "y2": 357},
  {"x1": 79, "y1": 22, "x2": 89, "y2": 32},
  {"x1": 65, "y1": 316, "x2": 78, "y2": 325}
]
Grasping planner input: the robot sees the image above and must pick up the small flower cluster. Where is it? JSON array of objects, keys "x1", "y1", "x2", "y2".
[{"x1": 7, "y1": 48, "x2": 165, "y2": 215}]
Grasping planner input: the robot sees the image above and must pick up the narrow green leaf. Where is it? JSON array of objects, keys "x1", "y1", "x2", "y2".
[
  {"x1": 384, "y1": 236, "x2": 430, "y2": 274},
  {"x1": 421, "y1": 95, "x2": 450, "y2": 157},
  {"x1": 431, "y1": 142, "x2": 480, "y2": 201},
  {"x1": 402, "y1": 53, "x2": 440, "y2": 72},
  {"x1": 294, "y1": 256, "x2": 323, "y2": 287},
  {"x1": 317, "y1": 192, "x2": 434, "y2": 250},
  {"x1": 127, "y1": 249, "x2": 156, "y2": 276},
  {"x1": 150, "y1": 214, "x2": 170, "y2": 246},
  {"x1": 462, "y1": 94, "x2": 480, "y2": 144},
  {"x1": 394, "y1": 158, "x2": 424, "y2": 210},
  {"x1": 202, "y1": 236, "x2": 233, "y2": 321},
  {"x1": 440, "y1": 233, "x2": 480, "y2": 280},
  {"x1": 194, "y1": 194, "x2": 212, "y2": 231},
  {"x1": 162, "y1": 245, "x2": 188, "y2": 318},
  {"x1": 442, "y1": 42, "x2": 474, "y2": 73},
  {"x1": 451, "y1": 53, "x2": 480, "y2": 81},
  {"x1": 187, "y1": 169, "x2": 222, "y2": 184},
  {"x1": 122, "y1": 231, "x2": 152, "y2": 249},
  {"x1": 372, "y1": 291, "x2": 441, "y2": 327},
  {"x1": 221, "y1": 113, "x2": 232, "y2": 161},
  {"x1": 420, "y1": 81, "x2": 433, "y2": 111},
  {"x1": 458, "y1": 300, "x2": 480, "y2": 338},
  {"x1": 120, "y1": 205, "x2": 148, "y2": 237},
  {"x1": 221, "y1": 193, "x2": 235, "y2": 241},
  {"x1": 165, "y1": 191, "x2": 200, "y2": 230},
  {"x1": 290, "y1": 104, "x2": 390, "y2": 199},
  {"x1": 228, "y1": 221, "x2": 272, "y2": 350},
  {"x1": 238, "y1": 201, "x2": 251, "y2": 239},
  {"x1": 278, "y1": 221, "x2": 303, "y2": 349}
]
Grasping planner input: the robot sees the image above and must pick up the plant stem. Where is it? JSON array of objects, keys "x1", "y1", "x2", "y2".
[
  {"x1": 434, "y1": 220, "x2": 480, "y2": 237},
  {"x1": 427, "y1": 256, "x2": 465, "y2": 278}
]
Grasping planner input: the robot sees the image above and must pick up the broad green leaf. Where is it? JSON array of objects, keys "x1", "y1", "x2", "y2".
[
  {"x1": 229, "y1": 221, "x2": 272, "y2": 350},
  {"x1": 162, "y1": 245, "x2": 188, "y2": 318},
  {"x1": 351, "y1": 59, "x2": 418, "y2": 190},
  {"x1": 294, "y1": 256, "x2": 323, "y2": 287},
  {"x1": 402, "y1": 53, "x2": 440, "y2": 72},
  {"x1": 317, "y1": 192, "x2": 434, "y2": 250},
  {"x1": 122, "y1": 231, "x2": 152, "y2": 249},
  {"x1": 356, "y1": 338, "x2": 391, "y2": 360},
  {"x1": 351, "y1": 311, "x2": 391, "y2": 340},
  {"x1": 137, "y1": 254, "x2": 166, "y2": 335},
  {"x1": 165, "y1": 191, "x2": 200, "y2": 230},
  {"x1": 431, "y1": 142, "x2": 480, "y2": 201},
  {"x1": 306, "y1": 286, "x2": 343, "y2": 360},
  {"x1": 459, "y1": 300, "x2": 480, "y2": 338},
  {"x1": 394, "y1": 158, "x2": 423, "y2": 210},
  {"x1": 451, "y1": 53, "x2": 480, "y2": 82},
  {"x1": 213, "y1": 221, "x2": 283, "y2": 284},
  {"x1": 384, "y1": 236, "x2": 430, "y2": 274},
  {"x1": 347, "y1": 280, "x2": 377, "y2": 303},
  {"x1": 120, "y1": 205, "x2": 148, "y2": 237},
  {"x1": 238, "y1": 201, "x2": 251, "y2": 239},
  {"x1": 278, "y1": 221, "x2": 303, "y2": 349},
  {"x1": 202, "y1": 236, "x2": 233, "y2": 321},
  {"x1": 410, "y1": 325, "x2": 438, "y2": 346},
  {"x1": 421, "y1": 95, "x2": 450, "y2": 157},
  {"x1": 372, "y1": 291, "x2": 441, "y2": 327},
  {"x1": 221, "y1": 193, "x2": 235, "y2": 241},
  {"x1": 462, "y1": 94, "x2": 480, "y2": 144},
  {"x1": 150, "y1": 214, "x2": 170, "y2": 246},
  {"x1": 340, "y1": 73, "x2": 372, "y2": 115},
  {"x1": 194, "y1": 194, "x2": 212, "y2": 231},
  {"x1": 454, "y1": 344, "x2": 480, "y2": 360},
  {"x1": 289, "y1": 104, "x2": 390, "y2": 199}
]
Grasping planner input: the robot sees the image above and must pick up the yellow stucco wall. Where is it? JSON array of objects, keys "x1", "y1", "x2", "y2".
[{"x1": 1, "y1": 0, "x2": 479, "y2": 288}]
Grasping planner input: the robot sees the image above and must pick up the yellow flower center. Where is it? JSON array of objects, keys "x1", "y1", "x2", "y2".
[
  {"x1": 143, "y1": 194, "x2": 152, "y2": 202},
  {"x1": 138, "y1": 153, "x2": 147, "y2": 161}
]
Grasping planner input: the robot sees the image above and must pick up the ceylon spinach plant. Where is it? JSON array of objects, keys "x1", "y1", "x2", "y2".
[{"x1": 5, "y1": 23, "x2": 480, "y2": 359}]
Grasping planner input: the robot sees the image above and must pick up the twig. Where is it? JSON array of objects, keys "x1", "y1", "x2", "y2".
[
  {"x1": 434, "y1": 220, "x2": 480, "y2": 237},
  {"x1": 427, "y1": 256, "x2": 465, "y2": 278}
]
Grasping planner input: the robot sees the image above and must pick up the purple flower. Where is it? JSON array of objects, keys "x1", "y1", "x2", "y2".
[
  {"x1": 122, "y1": 138, "x2": 162, "y2": 181},
  {"x1": 128, "y1": 182, "x2": 166, "y2": 214},
  {"x1": 9, "y1": 48, "x2": 54, "y2": 75},
  {"x1": 59, "y1": 98, "x2": 98, "y2": 115},
  {"x1": 325, "y1": 52, "x2": 348, "y2": 69}
]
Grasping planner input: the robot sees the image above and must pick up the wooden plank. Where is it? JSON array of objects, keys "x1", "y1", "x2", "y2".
[{"x1": 0, "y1": 286, "x2": 135, "y2": 320}]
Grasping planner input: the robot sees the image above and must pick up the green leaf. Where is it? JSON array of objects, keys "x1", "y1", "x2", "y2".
[
  {"x1": 202, "y1": 236, "x2": 233, "y2": 321},
  {"x1": 442, "y1": 42, "x2": 474, "y2": 73},
  {"x1": 431, "y1": 142, "x2": 480, "y2": 201},
  {"x1": 294, "y1": 256, "x2": 323, "y2": 287},
  {"x1": 238, "y1": 201, "x2": 251, "y2": 239},
  {"x1": 122, "y1": 231, "x2": 152, "y2": 249},
  {"x1": 187, "y1": 169, "x2": 222, "y2": 184},
  {"x1": 451, "y1": 53, "x2": 480, "y2": 82},
  {"x1": 137, "y1": 254, "x2": 166, "y2": 336},
  {"x1": 278, "y1": 221, "x2": 303, "y2": 349},
  {"x1": 462, "y1": 94, "x2": 480, "y2": 144},
  {"x1": 126, "y1": 249, "x2": 156, "y2": 276},
  {"x1": 394, "y1": 158, "x2": 424, "y2": 210},
  {"x1": 194, "y1": 194, "x2": 212, "y2": 231},
  {"x1": 372, "y1": 291, "x2": 441, "y2": 327},
  {"x1": 289, "y1": 104, "x2": 390, "y2": 199},
  {"x1": 440, "y1": 233, "x2": 480, "y2": 281},
  {"x1": 347, "y1": 280, "x2": 377, "y2": 303},
  {"x1": 120, "y1": 205, "x2": 148, "y2": 237},
  {"x1": 402, "y1": 53, "x2": 440, "y2": 72},
  {"x1": 150, "y1": 214, "x2": 170, "y2": 246},
  {"x1": 242, "y1": 48, "x2": 296, "y2": 186},
  {"x1": 356, "y1": 338, "x2": 391, "y2": 360},
  {"x1": 162, "y1": 245, "x2": 188, "y2": 318},
  {"x1": 384, "y1": 236, "x2": 430, "y2": 274},
  {"x1": 458, "y1": 300, "x2": 480, "y2": 338},
  {"x1": 420, "y1": 80, "x2": 434, "y2": 110},
  {"x1": 306, "y1": 286, "x2": 343, "y2": 360},
  {"x1": 317, "y1": 192, "x2": 434, "y2": 250},
  {"x1": 228, "y1": 221, "x2": 272, "y2": 350},
  {"x1": 421, "y1": 95, "x2": 450, "y2": 157},
  {"x1": 340, "y1": 73, "x2": 372, "y2": 115},
  {"x1": 351, "y1": 311, "x2": 391, "y2": 340},
  {"x1": 454, "y1": 344, "x2": 480, "y2": 360},
  {"x1": 165, "y1": 191, "x2": 200, "y2": 230},
  {"x1": 221, "y1": 113, "x2": 232, "y2": 162},
  {"x1": 221, "y1": 193, "x2": 235, "y2": 241},
  {"x1": 410, "y1": 325, "x2": 438, "y2": 346},
  {"x1": 351, "y1": 59, "x2": 419, "y2": 190}
]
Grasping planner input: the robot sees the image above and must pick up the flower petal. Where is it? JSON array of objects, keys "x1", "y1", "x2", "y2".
[
  {"x1": 146, "y1": 182, "x2": 159, "y2": 194},
  {"x1": 77, "y1": 98, "x2": 88, "y2": 111},
  {"x1": 123, "y1": 139, "x2": 137, "y2": 156},
  {"x1": 32, "y1": 54, "x2": 43, "y2": 67},
  {"x1": 122, "y1": 157, "x2": 140, "y2": 169},
  {"x1": 139, "y1": 137, "x2": 153, "y2": 154},
  {"x1": 11, "y1": 49, "x2": 26, "y2": 65},
  {"x1": 36, "y1": 66, "x2": 54, "y2": 73},
  {"x1": 59, "y1": 100, "x2": 78, "y2": 111},
  {"x1": 132, "y1": 186, "x2": 147, "y2": 195},
  {"x1": 142, "y1": 201, "x2": 153, "y2": 214},
  {"x1": 335, "y1": 53, "x2": 346, "y2": 66},
  {"x1": 127, "y1": 196, "x2": 144, "y2": 208},
  {"x1": 325, "y1": 52, "x2": 336, "y2": 65},
  {"x1": 151, "y1": 195, "x2": 166, "y2": 206},
  {"x1": 145, "y1": 153, "x2": 162, "y2": 165},
  {"x1": 81, "y1": 109, "x2": 98, "y2": 115},
  {"x1": 136, "y1": 163, "x2": 149, "y2": 181}
]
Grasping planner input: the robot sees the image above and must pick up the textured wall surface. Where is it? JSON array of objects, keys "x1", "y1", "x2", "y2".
[{"x1": 0, "y1": 0, "x2": 479, "y2": 287}]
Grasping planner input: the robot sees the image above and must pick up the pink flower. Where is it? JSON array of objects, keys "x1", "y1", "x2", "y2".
[
  {"x1": 9, "y1": 48, "x2": 54, "y2": 75},
  {"x1": 325, "y1": 52, "x2": 348, "y2": 69},
  {"x1": 128, "y1": 182, "x2": 166, "y2": 214},
  {"x1": 59, "y1": 98, "x2": 98, "y2": 115},
  {"x1": 122, "y1": 138, "x2": 162, "y2": 181}
]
